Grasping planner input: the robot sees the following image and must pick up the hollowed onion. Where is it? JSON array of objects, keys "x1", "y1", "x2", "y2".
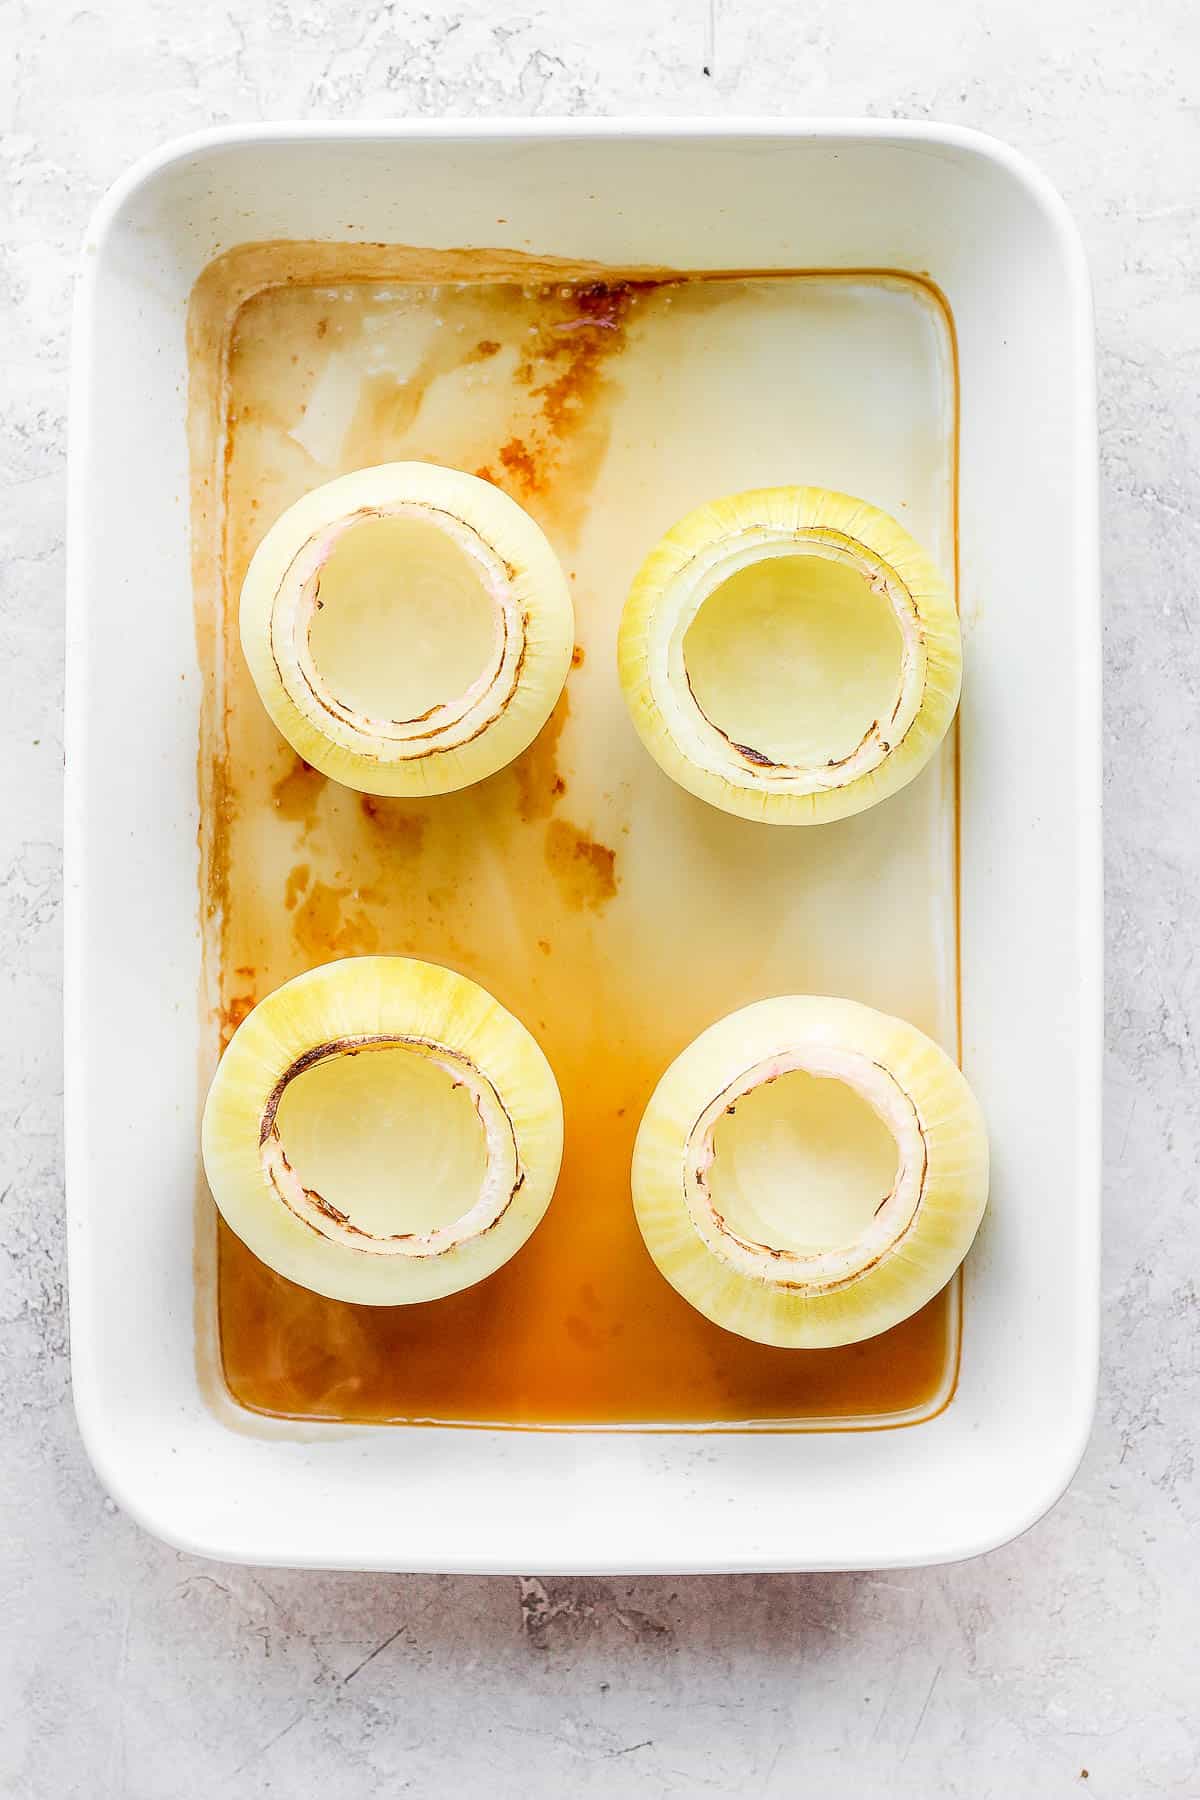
[
  {"x1": 202, "y1": 957, "x2": 564, "y2": 1305},
  {"x1": 632, "y1": 995, "x2": 988, "y2": 1347},
  {"x1": 617, "y1": 486, "x2": 961, "y2": 824},
  {"x1": 240, "y1": 463, "x2": 574, "y2": 796}
]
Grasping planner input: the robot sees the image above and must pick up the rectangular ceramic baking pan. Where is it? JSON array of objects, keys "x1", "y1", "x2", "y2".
[{"x1": 66, "y1": 121, "x2": 1100, "y2": 1572}]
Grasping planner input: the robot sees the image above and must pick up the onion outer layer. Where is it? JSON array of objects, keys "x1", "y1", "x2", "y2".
[
  {"x1": 202, "y1": 956, "x2": 564, "y2": 1305},
  {"x1": 240, "y1": 463, "x2": 574, "y2": 797},
  {"x1": 631, "y1": 995, "x2": 989, "y2": 1348},
  {"x1": 617, "y1": 486, "x2": 961, "y2": 825}
]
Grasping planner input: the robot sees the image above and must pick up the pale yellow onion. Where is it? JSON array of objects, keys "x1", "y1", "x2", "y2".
[
  {"x1": 202, "y1": 957, "x2": 563, "y2": 1305},
  {"x1": 617, "y1": 486, "x2": 961, "y2": 824},
  {"x1": 632, "y1": 995, "x2": 988, "y2": 1347},
  {"x1": 241, "y1": 463, "x2": 574, "y2": 796}
]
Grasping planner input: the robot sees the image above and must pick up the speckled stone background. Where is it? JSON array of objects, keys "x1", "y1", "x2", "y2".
[{"x1": 2, "y1": 1, "x2": 1196, "y2": 1794}]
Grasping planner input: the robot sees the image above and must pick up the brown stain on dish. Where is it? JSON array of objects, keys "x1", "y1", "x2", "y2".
[
  {"x1": 571, "y1": 645, "x2": 585, "y2": 669},
  {"x1": 259, "y1": 277, "x2": 641, "y2": 536},
  {"x1": 524, "y1": 282, "x2": 641, "y2": 429},
  {"x1": 291, "y1": 881, "x2": 381, "y2": 959},
  {"x1": 272, "y1": 757, "x2": 326, "y2": 824},
  {"x1": 203, "y1": 751, "x2": 235, "y2": 924},
  {"x1": 544, "y1": 817, "x2": 618, "y2": 911},
  {"x1": 511, "y1": 692, "x2": 570, "y2": 822},
  {"x1": 360, "y1": 794, "x2": 428, "y2": 854},
  {"x1": 190, "y1": 240, "x2": 675, "y2": 311},
  {"x1": 283, "y1": 864, "x2": 310, "y2": 910},
  {"x1": 487, "y1": 281, "x2": 644, "y2": 537},
  {"x1": 220, "y1": 990, "x2": 257, "y2": 1050},
  {"x1": 497, "y1": 436, "x2": 540, "y2": 493},
  {"x1": 215, "y1": 255, "x2": 651, "y2": 549}
]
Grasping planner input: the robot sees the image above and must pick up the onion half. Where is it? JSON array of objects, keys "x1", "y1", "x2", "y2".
[
  {"x1": 632, "y1": 996, "x2": 988, "y2": 1347},
  {"x1": 202, "y1": 957, "x2": 564, "y2": 1305},
  {"x1": 240, "y1": 463, "x2": 574, "y2": 796},
  {"x1": 617, "y1": 487, "x2": 961, "y2": 824}
]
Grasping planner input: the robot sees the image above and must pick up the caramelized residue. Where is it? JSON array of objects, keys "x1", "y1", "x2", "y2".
[
  {"x1": 511, "y1": 693, "x2": 570, "y2": 822},
  {"x1": 220, "y1": 990, "x2": 256, "y2": 1050},
  {"x1": 292, "y1": 881, "x2": 381, "y2": 959},
  {"x1": 194, "y1": 247, "x2": 961, "y2": 1429},
  {"x1": 203, "y1": 752, "x2": 234, "y2": 924},
  {"x1": 283, "y1": 864, "x2": 309, "y2": 910},
  {"x1": 490, "y1": 282, "x2": 642, "y2": 529},
  {"x1": 497, "y1": 436, "x2": 540, "y2": 494},
  {"x1": 272, "y1": 757, "x2": 326, "y2": 824},
  {"x1": 544, "y1": 818, "x2": 619, "y2": 911},
  {"x1": 521, "y1": 282, "x2": 641, "y2": 439},
  {"x1": 360, "y1": 794, "x2": 428, "y2": 854}
]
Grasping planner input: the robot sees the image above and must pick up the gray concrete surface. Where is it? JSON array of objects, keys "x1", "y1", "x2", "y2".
[{"x1": 2, "y1": 1, "x2": 1197, "y2": 1794}]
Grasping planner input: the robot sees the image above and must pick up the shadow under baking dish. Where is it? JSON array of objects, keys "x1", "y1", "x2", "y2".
[{"x1": 189, "y1": 243, "x2": 960, "y2": 1431}]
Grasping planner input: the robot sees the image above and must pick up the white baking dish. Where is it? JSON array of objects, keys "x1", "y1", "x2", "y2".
[{"x1": 66, "y1": 121, "x2": 1100, "y2": 1572}]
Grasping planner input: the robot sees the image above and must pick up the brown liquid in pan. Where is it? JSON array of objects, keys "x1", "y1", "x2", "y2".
[{"x1": 191, "y1": 247, "x2": 959, "y2": 1427}]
